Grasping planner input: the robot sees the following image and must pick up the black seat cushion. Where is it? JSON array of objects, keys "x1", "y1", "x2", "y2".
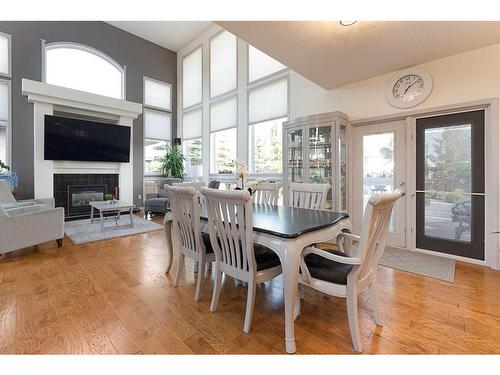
[
  {"x1": 254, "y1": 243, "x2": 281, "y2": 271},
  {"x1": 201, "y1": 232, "x2": 214, "y2": 254},
  {"x1": 303, "y1": 249, "x2": 353, "y2": 285}
]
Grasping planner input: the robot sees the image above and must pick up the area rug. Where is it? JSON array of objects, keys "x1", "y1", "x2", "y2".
[
  {"x1": 64, "y1": 215, "x2": 163, "y2": 245},
  {"x1": 380, "y1": 247, "x2": 455, "y2": 283}
]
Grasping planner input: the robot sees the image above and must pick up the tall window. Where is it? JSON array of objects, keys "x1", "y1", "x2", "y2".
[
  {"x1": 45, "y1": 43, "x2": 125, "y2": 99},
  {"x1": 0, "y1": 32, "x2": 11, "y2": 165},
  {"x1": 143, "y1": 77, "x2": 172, "y2": 175},
  {"x1": 182, "y1": 47, "x2": 202, "y2": 109},
  {"x1": 210, "y1": 96, "x2": 237, "y2": 174},
  {"x1": 248, "y1": 45, "x2": 286, "y2": 83},
  {"x1": 248, "y1": 78, "x2": 288, "y2": 174},
  {"x1": 210, "y1": 31, "x2": 237, "y2": 98},
  {"x1": 182, "y1": 109, "x2": 203, "y2": 178}
]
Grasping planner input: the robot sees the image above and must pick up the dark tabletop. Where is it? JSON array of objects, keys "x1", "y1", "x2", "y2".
[{"x1": 197, "y1": 203, "x2": 349, "y2": 239}]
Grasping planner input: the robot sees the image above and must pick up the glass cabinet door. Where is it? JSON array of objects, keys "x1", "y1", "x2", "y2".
[
  {"x1": 338, "y1": 124, "x2": 348, "y2": 212},
  {"x1": 309, "y1": 124, "x2": 333, "y2": 208},
  {"x1": 287, "y1": 128, "x2": 304, "y2": 185}
]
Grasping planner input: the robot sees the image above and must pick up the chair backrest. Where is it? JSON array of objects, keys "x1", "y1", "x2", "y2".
[
  {"x1": 0, "y1": 179, "x2": 16, "y2": 205},
  {"x1": 208, "y1": 180, "x2": 220, "y2": 189},
  {"x1": 165, "y1": 185, "x2": 206, "y2": 258},
  {"x1": 355, "y1": 190, "x2": 403, "y2": 282},
  {"x1": 172, "y1": 181, "x2": 206, "y2": 191},
  {"x1": 253, "y1": 182, "x2": 281, "y2": 205},
  {"x1": 201, "y1": 187, "x2": 257, "y2": 276},
  {"x1": 289, "y1": 182, "x2": 329, "y2": 210}
]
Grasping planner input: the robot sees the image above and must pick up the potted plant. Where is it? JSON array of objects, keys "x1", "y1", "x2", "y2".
[{"x1": 158, "y1": 146, "x2": 185, "y2": 178}]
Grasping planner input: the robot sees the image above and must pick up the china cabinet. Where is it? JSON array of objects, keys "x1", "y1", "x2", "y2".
[{"x1": 283, "y1": 111, "x2": 349, "y2": 211}]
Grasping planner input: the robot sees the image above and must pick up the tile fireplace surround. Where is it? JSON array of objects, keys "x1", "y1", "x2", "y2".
[{"x1": 54, "y1": 173, "x2": 119, "y2": 219}]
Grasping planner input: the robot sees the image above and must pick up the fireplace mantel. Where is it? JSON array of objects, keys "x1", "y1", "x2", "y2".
[{"x1": 22, "y1": 79, "x2": 143, "y2": 203}]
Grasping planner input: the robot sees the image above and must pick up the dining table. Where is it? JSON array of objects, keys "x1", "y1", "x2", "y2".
[{"x1": 163, "y1": 203, "x2": 351, "y2": 354}]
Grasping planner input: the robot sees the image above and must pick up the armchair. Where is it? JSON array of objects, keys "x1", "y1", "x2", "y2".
[
  {"x1": 0, "y1": 204, "x2": 65, "y2": 256},
  {"x1": 144, "y1": 178, "x2": 182, "y2": 218},
  {"x1": 0, "y1": 180, "x2": 54, "y2": 210}
]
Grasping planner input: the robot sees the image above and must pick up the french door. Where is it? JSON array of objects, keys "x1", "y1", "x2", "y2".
[
  {"x1": 352, "y1": 120, "x2": 407, "y2": 247},
  {"x1": 415, "y1": 111, "x2": 485, "y2": 260}
]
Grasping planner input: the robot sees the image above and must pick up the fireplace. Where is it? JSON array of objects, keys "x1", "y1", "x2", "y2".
[
  {"x1": 54, "y1": 173, "x2": 119, "y2": 219},
  {"x1": 68, "y1": 185, "x2": 106, "y2": 217}
]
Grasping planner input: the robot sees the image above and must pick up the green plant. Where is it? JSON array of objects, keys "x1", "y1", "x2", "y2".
[
  {"x1": 158, "y1": 146, "x2": 185, "y2": 178},
  {"x1": 0, "y1": 160, "x2": 10, "y2": 173},
  {"x1": 104, "y1": 193, "x2": 114, "y2": 201}
]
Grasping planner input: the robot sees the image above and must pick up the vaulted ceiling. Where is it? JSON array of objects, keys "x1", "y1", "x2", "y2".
[{"x1": 217, "y1": 21, "x2": 500, "y2": 89}]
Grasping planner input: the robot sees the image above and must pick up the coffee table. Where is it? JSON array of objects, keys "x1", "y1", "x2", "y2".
[{"x1": 89, "y1": 200, "x2": 136, "y2": 232}]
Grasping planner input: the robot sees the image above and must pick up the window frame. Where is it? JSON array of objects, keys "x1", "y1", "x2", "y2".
[
  {"x1": 209, "y1": 29, "x2": 238, "y2": 101},
  {"x1": 43, "y1": 41, "x2": 126, "y2": 99},
  {"x1": 209, "y1": 94, "x2": 238, "y2": 176},
  {"x1": 143, "y1": 107, "x2": 172, "y2": 177},
  {"x1": 182, "y1": 45, "x2": 203, "y2": 111},
  {"x1": 247, "y1": 44, "x2": 288, "y2": 86},
  {"x1": 0, "y1": 31, "x2": 12, "y2": 78},
  {"x1": 0, "y1": 77, "x2": 11, "y2": 166},
  {"x1": 143, "y1": 75, "x2": 173, "y2": 112},
  {"x1": 247, "y1": 76, "x2": 289, "y2": 175}
]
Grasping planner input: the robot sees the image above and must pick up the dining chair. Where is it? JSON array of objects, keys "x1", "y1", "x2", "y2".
[
  {"x1": 298, "y1": 190, "x2": 403, "y2": 352},
  {"x1": 165, "y1": 185, "x2": 215, "y2": 301},
  {"x1": 201, "y1": 187, "x2": 282, "y2": 333},
  {"x1": 289, "y1": 182, "x2": 330, "y2": 210},
  {"x1": 253, "y1": 181, "x2": 281, "y2": 205}
]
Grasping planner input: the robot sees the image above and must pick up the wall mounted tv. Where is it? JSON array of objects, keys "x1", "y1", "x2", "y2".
[{"x1": 44, "y1": 115, "x2": 131, "y2": 162}]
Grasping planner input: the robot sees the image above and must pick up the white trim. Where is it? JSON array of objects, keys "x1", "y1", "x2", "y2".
[
  {"x1": 0, "y1": 78, "x2": 11, "y2": 166},
  {"x1": 414, "y1": 247, "x2": 486, "y2": 267},
  {"x1": 0, "y1": 31, "x2": 12, "y2": 78},
  {"x1": 43, "y1": 41, "x2": 126, "y2": 100}
]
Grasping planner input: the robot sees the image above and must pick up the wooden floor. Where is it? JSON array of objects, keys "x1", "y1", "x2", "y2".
[{"x1": 1, "y1": 214, "x2": 500, "y2": 354}]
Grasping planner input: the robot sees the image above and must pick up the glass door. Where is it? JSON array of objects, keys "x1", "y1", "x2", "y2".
[
  {"x1": 287, "y1": 128, "x2": 304, "y2": 185},
  {"x1": 416, "y1": 111, "x2": 485, "y2": 260},
  {"x1": 309, "y1": 124, "x2": 333, "y2": 209},
  {"x1": 352, "y1": 120, "x2": 406, "y2": 247}
]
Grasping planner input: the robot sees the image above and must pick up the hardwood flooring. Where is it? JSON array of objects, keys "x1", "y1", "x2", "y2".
[{"x1": 1, "y1": 214, "x2": 500, "y2": 354}]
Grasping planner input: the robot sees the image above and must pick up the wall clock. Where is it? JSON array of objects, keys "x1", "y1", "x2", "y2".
[{"x1": 385, "y1": 67, "x2": 433, "y2": 109}]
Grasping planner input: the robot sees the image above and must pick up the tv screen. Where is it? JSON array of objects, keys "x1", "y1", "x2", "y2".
[{"x1": 44, "y1": 115, "x2": 131, "y2": 162}]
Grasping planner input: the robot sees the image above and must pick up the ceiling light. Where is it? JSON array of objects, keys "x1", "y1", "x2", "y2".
[{"x1": 339, "y1": 20, "x2": 357, "y2": 27}]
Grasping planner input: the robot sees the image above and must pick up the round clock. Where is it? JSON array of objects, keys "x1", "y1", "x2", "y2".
[{"x1": 385, "y1": 68, "x2": 433, "y2": 109}]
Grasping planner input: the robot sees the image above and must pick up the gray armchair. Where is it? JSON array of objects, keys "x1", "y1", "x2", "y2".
[{"x1": 144, "y1": 178, "x2": 182, "y2": 218}]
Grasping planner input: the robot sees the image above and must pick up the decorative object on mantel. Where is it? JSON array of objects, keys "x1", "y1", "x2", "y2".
[
  {"x1": 104, "y1": 193, "x2": 115, "y2": 201},
  {"x1": 158, "y1": 146, "x2": 185, "y2": 178},
  {"x1": 0, "y1": 160, "x2": 18, "y2": 193}
]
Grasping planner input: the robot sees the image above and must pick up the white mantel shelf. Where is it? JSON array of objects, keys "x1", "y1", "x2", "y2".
[{"x1": 22, "y1": 79, "x2": 143, "y2": 204}]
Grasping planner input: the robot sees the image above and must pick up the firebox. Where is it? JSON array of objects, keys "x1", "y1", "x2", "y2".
[{"x1": 68, "y1": 185, "x2": 106, "y2": 217}]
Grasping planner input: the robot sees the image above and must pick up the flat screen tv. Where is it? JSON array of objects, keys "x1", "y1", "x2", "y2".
[{"x1": 44, "y1": 115, "x2": 131, "y2": 162}]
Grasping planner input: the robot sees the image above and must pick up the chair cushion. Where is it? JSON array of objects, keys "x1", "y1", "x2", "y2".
[
  {"x1": 254, "y1": 243, "x2": 281, "y2": 271},
  {"x1": 201, "y1": 232, "x2": 214, "y2": 254},
  {"x1": 304, "y1": 249, "x2": 353, "y2": 285}
]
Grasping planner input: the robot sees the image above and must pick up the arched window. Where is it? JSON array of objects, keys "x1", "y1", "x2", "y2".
[{"x1": 44, "y1": 42, "x2": 125, "y2": 99}]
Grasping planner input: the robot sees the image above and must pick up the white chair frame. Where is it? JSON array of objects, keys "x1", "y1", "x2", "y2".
[
  {"x1": 253, "y1": 182, "x2": 281, "y2": 205},
  {"x1": 289, "y1": 182, "x2": 330, "y2": 210},
  {"x1": 201, "y1": 187, "x2": 282, "y2": 333},
  {"x1": 165, "y1": 185, "x2": 215, "y2": 301},
  {"x1": 298, "y1": 190, "x2": 403, "y2": 352}
]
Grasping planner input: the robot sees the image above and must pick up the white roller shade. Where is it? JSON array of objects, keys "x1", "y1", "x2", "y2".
[
  {"x1": 0, "y1": 34, "x2": 9, "y2": 76},
  {"x1": 210, "y1": 31, "x2": 237, "y2": 98},
  {"x1": 182, "y1": 47, "x2": 202, "y2": 108},
  {"x1": 0, "y1": 81, "x2": 8, "y2": 125},
  {"x1": 248, "y1": 79, "x2": 288, "y2": 124},
  {"x1": 210, "y1": 97, "x2": 237, "y2": 132},
  {"x1": 183, "y1": 109, "x2": 202, "y2": 140},
  {"x1": 144, "y1": 109, "x2": 171, "y2": 141},
  {"x1": 248, "y1": 45, "x2": 286, "y2": 83},
  {"x1": 144, "y1": 78, "x2": 171, "y2": 111}
]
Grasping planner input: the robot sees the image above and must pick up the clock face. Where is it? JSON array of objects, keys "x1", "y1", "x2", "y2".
[{"x1": 392, "y1": 74, "x2": 424, "y2": 102}]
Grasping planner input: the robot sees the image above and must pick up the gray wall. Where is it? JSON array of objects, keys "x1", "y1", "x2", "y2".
[{"x1": 0, "y1": 21, "x2": 177, "y2": 205}]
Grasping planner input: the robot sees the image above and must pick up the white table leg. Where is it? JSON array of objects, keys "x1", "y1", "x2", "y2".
[
  {"x1": 130, "y1": 208, "x2": 134, "y2": 227},
  {"x1": 281, "y1": 247, "x2": 301, "y2": 354},
  {"x1": 90, "y1": 206, "x2": 94, "y2": 223},
  {"x1": 164, "y1": 219, "x2": 173, "y2": 273},
  {"x1": 100, "y1": 210, "x2": 104, "y2": 232}
]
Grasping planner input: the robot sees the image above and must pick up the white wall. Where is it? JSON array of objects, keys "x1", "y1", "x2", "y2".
[{"x1": 290, "y1": 43, "x2": 500, "y2": 121}]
